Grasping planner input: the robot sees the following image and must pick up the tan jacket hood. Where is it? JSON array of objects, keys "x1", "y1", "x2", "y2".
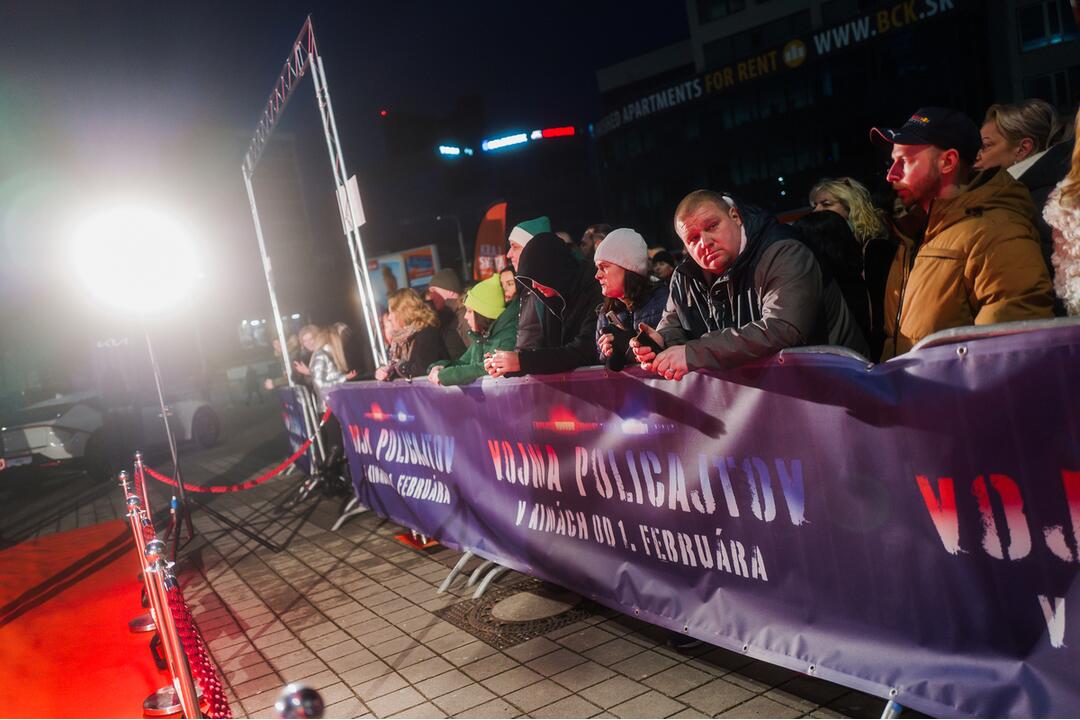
[{"x1": 926, "y1": 168, "x2": 1037, "y2": 238}]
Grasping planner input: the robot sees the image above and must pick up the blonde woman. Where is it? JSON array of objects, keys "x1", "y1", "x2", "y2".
[
  {"x1": 974, "y1": 100, "x2": 1068, "y2": 175},
  {"x1": 293, "y1": 324, "x2": 351, "y2": 410},
  {"x1": 809, "y1": 176, "x2": 895, "y2": 359},
  {"x1": 977, "y1": 100, "x2": 1074, "y2": 284},
  {"x1": 375, "y1": 288, "x2": 448, "y2": 380},
  {"x1": 1043, "y1": 109, "x2": 1080, "y2": 316},
  {"x1": 808, "y1": 177, "x2": 888, "y2": 246}
]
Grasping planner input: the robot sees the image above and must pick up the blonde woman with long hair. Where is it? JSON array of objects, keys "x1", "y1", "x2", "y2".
[
  {"x1": 1043, "y1": 108, "x2": 1080, "y2": 316},
  {"x1": 808, "y1": 176, "x2": 896, "y2": 359},
  {"x1": 375, "y1": 288, "x2": 448, "y2": 380},
  {"x1": 808, "y1": 177, "x2": 888, "y2": 246},
  {"x1": 294, "y1": 324, "x2": 351, "y2": 410}
]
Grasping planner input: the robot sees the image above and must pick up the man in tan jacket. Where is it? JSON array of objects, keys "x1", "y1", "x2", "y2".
[{"x1": 871, "y1": 107, "x2": 1055, "y2": 360}]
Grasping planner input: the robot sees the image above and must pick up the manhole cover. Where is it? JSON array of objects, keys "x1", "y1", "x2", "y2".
[
  {"x1": 435, "y1": 577, "x2": 597, "y2": 649},
  {"x1": 491, "y1": 589, "x2": 578, "y2": 622}
]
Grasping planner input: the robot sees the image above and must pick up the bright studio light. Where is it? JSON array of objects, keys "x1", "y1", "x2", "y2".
[{"x1": 72, "y1": 204, "x2": 198, "y2": 314}]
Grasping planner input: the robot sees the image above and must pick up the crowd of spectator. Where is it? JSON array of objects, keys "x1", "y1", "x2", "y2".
[
  {"x1": 278, "y1": 101, "x2": 1079, "y2": 395},
  {"x1": 266, "y1": 100, "x2": 1080, "y2": 655}
]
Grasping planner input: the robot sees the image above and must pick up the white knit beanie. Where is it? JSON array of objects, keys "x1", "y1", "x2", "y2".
[{"x1": 593, "y1": 228, "x2": 649, "y2": 276}]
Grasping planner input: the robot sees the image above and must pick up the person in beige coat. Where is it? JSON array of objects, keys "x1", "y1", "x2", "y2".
[{"x1": 871, "y1": 107, "x2": 1055, "y2": 359}]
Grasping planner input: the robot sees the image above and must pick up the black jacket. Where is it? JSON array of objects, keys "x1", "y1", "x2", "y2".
[
  {"x1": 515, "y1": 232, "x2": 604, "y2": 374},
  {"x1": 436, "y1": 305, "x2": 469, "y2": 360},
  {"x1": 387, "y1": 325, "x2": 449, "y2": 380},
  {"x1": 658, "y1": 197, "x2": 868, "y2": 368},
  {"x1": 1015, "y1": 139, "x2": 1074, "y2": 313}
]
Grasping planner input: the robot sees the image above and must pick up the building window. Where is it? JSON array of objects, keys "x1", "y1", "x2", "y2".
[
  {"x1": 1024, "y1": 64, "x2": 1080, "y2": 111},
  {"x1": 698, "y1": 0, "x2": 746, "y2": 24},
  {"x1": 1017, "y1": 0, "x2": 1080, "y2": 52},
  {"x1": 703, "y1": 9, "x2": 810, "y2": 70}
]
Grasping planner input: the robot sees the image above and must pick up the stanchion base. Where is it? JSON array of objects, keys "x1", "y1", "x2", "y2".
[
  {"x1": 143, "y1": 684, "x2": 204, "y2": 717},
  {"x1": 394, "y1": 533, "x2": 439, "y2": 550},
  {"x1": 143, "y1": 686, "x2": 182, "y2": 716},
  {"x1": 129, "y1": 612, "x2": 156, "y2": 633}
]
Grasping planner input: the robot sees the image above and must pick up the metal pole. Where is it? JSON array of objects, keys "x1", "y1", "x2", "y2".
[
  {"x1": 242, "y1": 170, "x2": 294, "y2": 387},
  {"x1": 145, "y1": 540, "x2": 201, "y2": 719},
  {"x1": 314, "y1": 52, "x2": 385, "y2": 364},
  {"x1": 438, "y1": 215, "x2": 469, "y2": 280},
  {"x1": 144, "y1": 328, "x2": 193, "y2": 555},
  {"x1": 134, "y1": 451, "x2": 151, "y2": 511},
  {"x1": 310, "y1": 51, "x2": 387, "y2": 366},
  {"x1": 121, "y1": 474, "x2": 156, "y2": 634}
]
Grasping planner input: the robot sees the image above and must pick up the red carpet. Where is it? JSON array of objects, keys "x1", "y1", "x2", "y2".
[{"x1": 0, "y1": 520, "x2": 173, "y2": 718}]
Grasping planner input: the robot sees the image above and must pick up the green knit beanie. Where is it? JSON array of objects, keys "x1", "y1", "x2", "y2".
[
  {"x1": 464, "y1": 275, "x2": 506, "y2": 320},
  {"x1": 508, "y1": 216, "x2": 551, "y2": 248}
]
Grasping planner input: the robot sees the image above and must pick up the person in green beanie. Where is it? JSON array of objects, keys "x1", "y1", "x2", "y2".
[{"x1": 426, "y1": 274, "x2": 519, "y2": 386}]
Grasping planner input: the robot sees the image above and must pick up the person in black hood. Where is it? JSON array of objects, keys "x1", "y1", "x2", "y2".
[
  {"x1": 632, "y1": 189, "x2": 868, "y2": 379},
  {"x1": 486, "y1": 231, "x2": 604, "y2": 376}
]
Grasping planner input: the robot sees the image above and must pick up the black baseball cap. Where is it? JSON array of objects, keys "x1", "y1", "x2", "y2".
[{"x1": 870, "y1": 107, "x2": 981, "y2": 164}]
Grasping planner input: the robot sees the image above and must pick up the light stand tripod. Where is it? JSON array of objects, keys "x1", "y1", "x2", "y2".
[{"x1": 144, "y1": 328, "x2": 283, "y2": 558}]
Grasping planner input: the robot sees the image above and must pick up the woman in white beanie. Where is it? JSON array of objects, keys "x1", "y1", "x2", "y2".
[{"x1": 594, "y1": 228, "x2": 670, "y2": 370}]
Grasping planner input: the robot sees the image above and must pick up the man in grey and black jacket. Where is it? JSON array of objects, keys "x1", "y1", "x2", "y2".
[{"x1": 632, "y1": 189, "x2": 868, "y2": 380}]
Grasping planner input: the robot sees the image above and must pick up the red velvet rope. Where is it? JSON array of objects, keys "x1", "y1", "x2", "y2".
[
  {"x1": 144, "y1": 409, "x2": 332, "y2": 493},
  {"x1": 166, "y1": 585, "x2": 232, "y2": 718}
]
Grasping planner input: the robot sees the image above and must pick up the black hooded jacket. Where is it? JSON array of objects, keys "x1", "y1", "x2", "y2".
[
  {"x1": 658, "y1": 196, "x2": 868, "y2": 368},
  {"x1": 514, "y1": 232, "x2": 604, "y2": 374},
  {"x1": 1015, "y1": 139, "x2": 1074, "y2": 310}
]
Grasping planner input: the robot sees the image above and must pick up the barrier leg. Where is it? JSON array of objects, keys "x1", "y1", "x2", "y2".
[
  {"x1": 331, "y1": 496, "x2": 366, "y2": 532},
  {"x1": 437, "y1": 551, "x2": 474, "y2": 594},
  {"x1": 466, "y1": 560, "x2": 495, "y2": 588},
  {"x1": 881, "y1": 700, "x2": 903, "y2": 719},
  {"x1": 472, "y1": 565, "x2": 509, "y2": 599}
]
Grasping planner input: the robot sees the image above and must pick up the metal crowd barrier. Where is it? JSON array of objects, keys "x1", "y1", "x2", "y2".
[{"x1": 284, "y1": 384, "x2": 369, "y2": 531}]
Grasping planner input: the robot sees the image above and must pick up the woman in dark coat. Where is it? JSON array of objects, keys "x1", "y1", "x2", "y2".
[{"x1": 375, "y1": 288, "x2": 448, "y2": 381}]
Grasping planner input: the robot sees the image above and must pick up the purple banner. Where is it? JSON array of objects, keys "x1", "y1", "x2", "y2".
[{"x1": 326, "y1": 322, "x2": 1080, "y2": 718}]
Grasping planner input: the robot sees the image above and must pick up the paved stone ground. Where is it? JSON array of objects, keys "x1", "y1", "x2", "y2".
[{"x1": 7, "y1": 401, "x2": 904, "y2": 719}]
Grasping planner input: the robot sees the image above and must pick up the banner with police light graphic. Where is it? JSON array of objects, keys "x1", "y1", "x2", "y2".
[{"x1": 326, "y1": 323, "x2": 1080, "y2": 719}]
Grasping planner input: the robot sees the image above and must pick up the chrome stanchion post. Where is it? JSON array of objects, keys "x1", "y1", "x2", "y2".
[
  {"x1": 144, "y1": 539, "x2": 201, "y2": 718},
  {"x1": 134, "y1": 451, "x2": 151, "y2": 511},
  {"x1": 121, "y1": 471, "x2": 156, "y2": 634}
]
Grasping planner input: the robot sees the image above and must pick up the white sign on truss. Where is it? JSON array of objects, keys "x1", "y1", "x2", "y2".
[{"x1": 335, "y1": 175, "x2": 366, "y2": 234}]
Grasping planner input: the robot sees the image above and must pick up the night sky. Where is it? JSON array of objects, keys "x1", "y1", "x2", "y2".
[{"x1": 0, "y1": 1, "x2": 688, "y2": 384}]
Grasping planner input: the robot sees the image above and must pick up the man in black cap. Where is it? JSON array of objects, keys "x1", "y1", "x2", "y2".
[
  {"x1": 426, "y1": 268, "x2": 470, "y2": 358},
  {"x1": 871, "y1": 106, "x2": 1054, "y2": 359}
]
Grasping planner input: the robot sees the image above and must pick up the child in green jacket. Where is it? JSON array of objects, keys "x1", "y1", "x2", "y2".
[{"x1": 426, "y1": 274, "x2": 519, "y2": 386}]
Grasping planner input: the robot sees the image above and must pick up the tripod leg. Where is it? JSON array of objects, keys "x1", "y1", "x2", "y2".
[{"x1": 193, "y1": 498, "x2": 284, "y2": 552}]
